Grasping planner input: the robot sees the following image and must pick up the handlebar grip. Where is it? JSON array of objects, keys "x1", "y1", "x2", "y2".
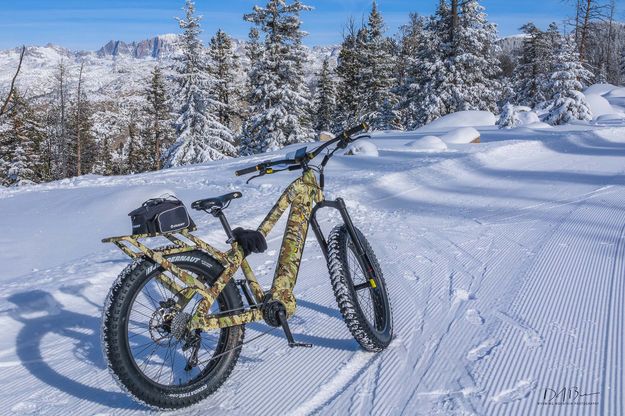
[
  {"x1": 342, "y1": 123, "x2": 368, "y2": 138},
  {"x1": 235, "y1": 165, "x2": 260, "y2": 176}
]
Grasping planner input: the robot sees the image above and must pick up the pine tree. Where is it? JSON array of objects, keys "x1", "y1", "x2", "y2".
[
  {"x1": 144, "y1": 65, "x2": 174, "y2": 170},
  {"x1": 412, "y1": 0, "x2": 454, "y2": 127},
  {"x1": 241, "y1": 0, "x2": 314, "y2": 155},
  {"x1": 452, "y1": 0, "x2": 501, "y2": 112},
  {"x1": 208, "y1": 29, "x2": 242, "y2": 131},
  {"x1": 497, "y1": 102, "x2": 521, "y2": 129},
  {"x1": 358, "y1": 1, "x2": 400, "y2": 130},
  {"x1": 313, "y1": 57, "x2": 336, "y2": 132},
  {"x1": 0, "y1": 91, "x2": 44, "y2": 186},
  {"x1": 166, "y1": 0, "x2": 237, "y2": 167},
  {"x1": 411, "y1": 0, "x2": 500, "y2": 128},
  {"x1": 544, "y1": 38, "x2": 593, "y2": 125},
  {"x1": 92, "y1": 135, "x2": 114, "y2": 176},
  {"x1": 67, "y1": 63, "x2": 97, "y2": 177},
  {"x1": 513, "y1": 23, "x2": 554, "y2": 107},
  {"x1": 124, "y1": 108, "x2": 151, "y2": 174},
  {"x1": 334, "y1": 20, "x2": 363, "y2": 132},
  {"x1": 47, "y1": 59, "x2": 71, "y2": 180},
  {"x1": 396, "y1": 13, "x2": 427, "y2": 129}
]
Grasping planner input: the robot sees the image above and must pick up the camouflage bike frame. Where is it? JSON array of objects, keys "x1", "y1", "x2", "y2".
[{"x1": 103, "y1": 168, "x2": 370, "y2": 333}]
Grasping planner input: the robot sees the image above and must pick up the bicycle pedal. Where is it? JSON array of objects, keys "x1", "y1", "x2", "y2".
[{"x1": 275, "y1": 308, "x2": 313, "y2": 349}]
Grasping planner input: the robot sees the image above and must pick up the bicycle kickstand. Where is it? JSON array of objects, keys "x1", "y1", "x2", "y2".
[{"x1": 277, "y1": 309, "x2": 313, "y2": 348}]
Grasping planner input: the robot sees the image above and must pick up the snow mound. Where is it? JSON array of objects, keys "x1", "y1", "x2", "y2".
[
  {"x1": 441, "y1": 127, "x2": 481, "y2": 144},
  {"x1": 524, "y1": 122, "x2": 552, "y2": 129},
  {"x1": 604, "y1": 87, "x2": 625, "y2": 98},
  {"x1": 344, "y1": 140, "x2": 379, "y2": 157},
  {"x1": 518, "y1": 111, "x2": 540, "y2": 126},
  {"x1": 584, "y1": 84, "x2": 618, "y2": 96},
  {"x1": 404, "y1": 136, "x2": 448, "y2": 152},
  {"x1": 585, "y1": 93, "x2": 615, "y2": 118},
  {"x1": 420, "y1": 111, "x2": 496, "y2": 131},
  {"x1": 593, "y1": 113, "x2": 625, "y2": 126}
]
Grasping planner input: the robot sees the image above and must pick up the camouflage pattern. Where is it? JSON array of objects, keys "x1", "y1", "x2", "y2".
[
  {"x1": 104, "y1": 170, "x2": 325, "y2": 331},
  {"x1": 264, "y1": 170, "x2": 323, "y2": 316},
  {"x1": 191, "y1": 309, "x2": 265, "y2": 330},
  {"x1": 241, "y1": 259, "x2": 265, "y2": 302}
]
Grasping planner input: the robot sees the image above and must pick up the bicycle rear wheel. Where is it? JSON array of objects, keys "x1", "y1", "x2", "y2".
[
  {"x1": 327, "y1": 225, "x2": 393, "y2": 351},
  {"x1": 101, "y1": 251, "x2": 244, "y2": 409}
]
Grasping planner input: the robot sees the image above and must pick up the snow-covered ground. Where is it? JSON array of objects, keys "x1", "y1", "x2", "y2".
[{"x1": 2, "y1": 107, "x2": 625, "y2": 414}]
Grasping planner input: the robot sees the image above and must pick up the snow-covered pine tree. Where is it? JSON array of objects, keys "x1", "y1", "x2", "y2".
[
  {"x1": 46, "y1": 59, "x2": 71, "y2": 180},
  {"x1": 334, "y1": 20, "x2": 364, "y2": 132},
  {"x1": 497, "y1": 102, "x2": 521, "y2": 129},
  {"x1": 241, "y1": 0, "x2": 314, "y2": 155},
  {"x1": 544, "y1": 38, "x2": 593, "y2": 125},
  {"x1": 209, "y1": 29, "x2": 242, "y2": 131},
  {"x1": 512, "y1": 23, "x2": 554, "y2": 108},
  {"x1": 144, "y1": 65, "x2": 174, "y2": 170},
  {"x1": 451, "y1": 0, "x2": 501, "y2": 113},
  {"x1": 358, "y1": 1, "x2": 400, "y2": 130},
  {"x1": 166, "y1": 0, "x2": 237, "y2": 167},
  {"x1": 412, "y1": 0, "x2": 454, "y2": 127},
  {"x1": 68, "y1": 62, "x2": 97, "y2": 177},
  {"x1": 396, "y1": 13, "x2": 427, "y2": 129},
  {"x1": 414, "y1": 0, "x2": 501, "y2": 128},
  {"x1": 0, "y1": 91, "x2": 44, "y2": 186},
  {"x1": 125, "y1": 115, "x2": 150, "y2": 174},
  {"x1": 313, "y1": 57, "x2": 336, "y2": 132}
]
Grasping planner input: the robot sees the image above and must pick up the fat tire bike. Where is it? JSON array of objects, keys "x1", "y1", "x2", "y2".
[{"x1": 101, "y1": 124, "x2": 393, "y2": 409}]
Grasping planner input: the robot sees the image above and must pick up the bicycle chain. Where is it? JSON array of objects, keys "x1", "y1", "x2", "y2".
[{"x1": 191, "y1": 324, "x2": 280, "y2": 368}]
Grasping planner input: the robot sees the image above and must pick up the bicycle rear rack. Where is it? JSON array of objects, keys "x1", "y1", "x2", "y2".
[{"x1": 102, "y1": 227, "x2": 233, "y2": 305}]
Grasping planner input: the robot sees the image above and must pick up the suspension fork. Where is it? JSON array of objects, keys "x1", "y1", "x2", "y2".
[{"x1": 310, "y1": 198, "x2": 370, "y2": 265}]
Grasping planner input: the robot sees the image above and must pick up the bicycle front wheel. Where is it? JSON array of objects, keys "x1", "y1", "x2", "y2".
[{"x1": 327, "y1": 225, "x2": 393, "y2": 352}]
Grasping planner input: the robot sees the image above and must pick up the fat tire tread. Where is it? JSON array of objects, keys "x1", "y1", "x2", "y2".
[
  {"x1": 327, "y1": 225, "x2": 393, "y2": 352},
  {"x1": 101, "y1": 250, "x2": 244, "y2": 410}
]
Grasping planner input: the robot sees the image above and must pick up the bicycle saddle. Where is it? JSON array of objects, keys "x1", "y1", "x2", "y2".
[{"x1": 191, "y1": 192, "x2": 242, "y2": 211}]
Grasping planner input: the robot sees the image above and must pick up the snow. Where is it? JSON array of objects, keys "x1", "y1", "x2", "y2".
[
  {"x1": 344, "y1": 139, "x2": 379, "y2": 157},
  {"x1": 440, "y1": 127, "x2": 480, "y2": 144},
  {"x1": 583, "y1": 83, "x2": 617, "y2": 96},
  {"x1": 604, "y1": 87, "x2": 625, "y2": 98},
  {"x1": 517, "y1": 110, "x2": 540, "y2": 126},
  {"x1": 593, "y1": 113, "x2": 625, "y2": 126},
  {"x1": 418, "y1": 110, "x2": 497, "y2": 132},
  {"x1": 584, "y1": 93, "x2": 616, "y2": 118},
  {"x1": 404, "y1": 135, "x2": 448, "y2": 152},
  {"x1": 1, "y1": 119, "x2": 625, "y2": 415}
]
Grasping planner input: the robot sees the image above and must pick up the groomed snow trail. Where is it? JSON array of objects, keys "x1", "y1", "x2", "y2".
[{"x1": 0, "y1": 125, "x2": 624, "y2": 415}]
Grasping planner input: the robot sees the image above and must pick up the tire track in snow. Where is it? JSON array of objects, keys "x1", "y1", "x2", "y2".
[
  {"x1": 599, "y1": 224, "x2": 625, "y2": 416},
  {"x1": 479, "y1": 185, "x2": 625, "y2": 415}
]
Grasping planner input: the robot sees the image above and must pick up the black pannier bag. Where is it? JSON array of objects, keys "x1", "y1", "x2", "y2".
[{"x1": 129, "y1": 197, "x2": 195, "y2": 235}]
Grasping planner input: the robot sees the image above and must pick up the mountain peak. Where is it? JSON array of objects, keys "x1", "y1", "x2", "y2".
[{"x1": 96, "y1": 34, "x2": 180, "y2": 59}]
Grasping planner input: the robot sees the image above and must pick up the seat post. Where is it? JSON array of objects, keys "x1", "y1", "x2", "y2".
[{"x1": 213, "y1": 209, "x2": 234, "y2": 242}]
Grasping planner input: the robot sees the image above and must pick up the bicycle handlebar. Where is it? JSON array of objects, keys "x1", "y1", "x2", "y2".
[{"x1": 235, "y1": 123, "x2": 368, "y2": 177}]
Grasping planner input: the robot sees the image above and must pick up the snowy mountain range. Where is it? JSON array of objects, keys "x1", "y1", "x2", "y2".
[{"x1": 0, "y1": 34, "x2": 341, "y2": 101}]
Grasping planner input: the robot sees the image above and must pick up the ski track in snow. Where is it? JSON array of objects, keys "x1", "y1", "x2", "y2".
[{"x1": 1, "y1": 124, "x2": 625, "y2": 415}]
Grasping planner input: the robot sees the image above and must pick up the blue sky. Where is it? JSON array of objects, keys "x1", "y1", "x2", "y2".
[{"x1": 0, "y1": 0, "x2": 587, "y2": 50}]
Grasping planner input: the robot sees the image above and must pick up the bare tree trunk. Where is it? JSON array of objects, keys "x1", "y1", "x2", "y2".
[
  {"x1": 154, "y1": 110, "x2": 161, "y2": 171},
  {"x1": 606, "y1": 0, "x2": 616, "y2": 80},
  {"x1": 451, "y1": 0, "x2": 459, "y2": 44},
  {"x1": 57, "y1": 60, "x2": 68, "y2": 178},
  {"x1": 579, "y1": 0, "x2": 593, "y2": 62},
  {"x1": 0, "y1": 46, "x2": 26, "y2": 117},
  {"x1": 574, "y1": 0, "x2": 581, "y2": 45},
  {"x1": 76, "y1": 62, "x2": 84, "y2": 176}
]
